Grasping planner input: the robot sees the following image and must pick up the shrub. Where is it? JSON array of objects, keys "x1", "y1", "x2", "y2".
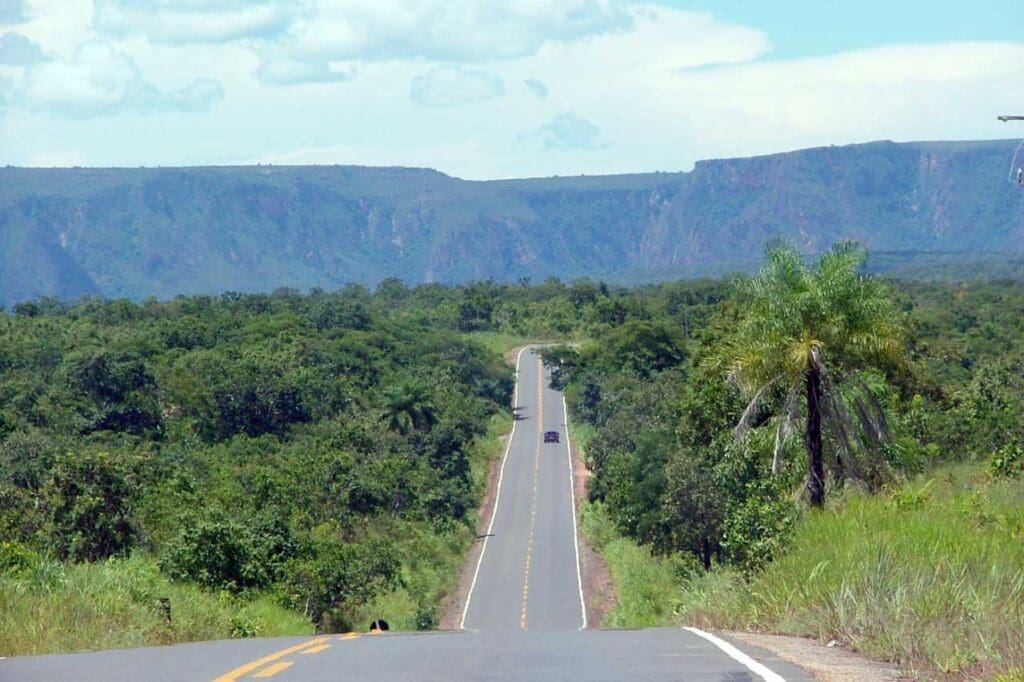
[
  {"x1": 992, "y1": 444, "x2": 1024, "y2": 479},
  {"x1": 44, "y1": 450, "x2": 140, "y2": 562},
  {"x1": 159, "y1": 516, "x2": 272, "y2": 592}
]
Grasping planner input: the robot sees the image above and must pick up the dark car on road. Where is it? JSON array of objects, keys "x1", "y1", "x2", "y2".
[{"x1": 543, "y1": 431, "x2": 560, "y2": 443}]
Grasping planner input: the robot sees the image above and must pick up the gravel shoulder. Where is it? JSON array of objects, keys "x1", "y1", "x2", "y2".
[
  {"x1": 725, "y1": 632, "x2": 906, "y2": 681},
  {"x1": 568, "y1": 418, "x2": 616, "y2": 627}
]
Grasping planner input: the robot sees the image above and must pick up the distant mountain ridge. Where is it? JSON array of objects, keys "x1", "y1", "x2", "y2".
[{"x1": 2, "y1": 139, "x2": 1023, "y2": 306}]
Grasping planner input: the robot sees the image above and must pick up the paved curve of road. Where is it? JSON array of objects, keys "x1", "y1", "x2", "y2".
[{"x1": 0, "y1": 348, "x2": 813, "y2": 681}]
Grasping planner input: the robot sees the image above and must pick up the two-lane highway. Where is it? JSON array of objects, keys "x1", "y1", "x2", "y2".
[
  {"x1": 0, "y1": 346, "x2": 814, "y2": 681},
  {"x1": 461, "y1": 347, "x2": 584, "y2": 632}
]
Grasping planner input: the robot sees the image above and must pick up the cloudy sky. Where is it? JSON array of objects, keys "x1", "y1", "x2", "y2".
[{"x1": 0, "y1": 0, "x2": 1022, "y2": 178}]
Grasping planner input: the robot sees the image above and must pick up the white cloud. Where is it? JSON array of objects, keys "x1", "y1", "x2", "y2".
[
  {"x1": 0, "y1": 32, "x2": 44, "y2": 64},
  {"x1": 656, "y1": 42, "x2": 1024, "y2": 159},
  {"x1": 88, "y1": 0, "x2": 635, "y2": 86},
  {"x1": 256, "y1": 58, "x2": 352, "y2": 86},
  {"x1": 410, "y1": 65, "x2": 504, "y2": 107},
  {"x1": 17, "y1": 41, "x2": 223, "y2": 116},
  {"x1": 521, "y1": 112, "x2": 603, "y2": 151},
  {"x1": 523, "y1": 78, "x2": 548, "y2": 98},
  {"x1": 1, "y1": 2, "x2": 1022, "y2": 181},
  {"x1": 94, "y1": 0, "x2": 297, "y2": 44},
  {"x1": 0, "y1": 0, "x2": 25, "y2": 24},
  {"x1": 162, "y1": 78, "x2": 224, "y2": 111},
  {"x1": 276, "y1": 0, "x2": 633, "y2": 63}
]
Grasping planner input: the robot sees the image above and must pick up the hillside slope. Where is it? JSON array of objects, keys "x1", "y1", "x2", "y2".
[{"x1": 1, "y1": 140, "x2": 1022, "y2": 305}]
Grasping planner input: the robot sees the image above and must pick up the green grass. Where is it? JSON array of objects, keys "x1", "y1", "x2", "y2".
[
  {"x1": 0, "y1": 413, "x2": 513, "y2": 653},
  {"x1": 581, "y1": 501, "x2": 686, "y2": 627},
  {"x1": 585, "y1": 466, "x2": 1024, "y2": 678},
  {"x1": 690, "y1": 467, "x2": 1024, "y2": 678},
  {"x1": 0, "y1": 553, "x2": 312, "y2": 656},
  {"x1": 994, "y1": 672, "x2": 1024, "y2": 682},
  {"x1": 465, "y1": 332, "x2": 535, "y2": 360}
]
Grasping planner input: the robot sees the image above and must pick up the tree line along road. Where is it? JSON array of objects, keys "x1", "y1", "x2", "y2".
[{"x1": 0, "y1": 348, "x2": 812, "y2": 681}]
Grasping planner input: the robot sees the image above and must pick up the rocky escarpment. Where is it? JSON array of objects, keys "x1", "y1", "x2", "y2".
[{"x1": 1, "y1": 139, "x2": 1022, "y2": 306}]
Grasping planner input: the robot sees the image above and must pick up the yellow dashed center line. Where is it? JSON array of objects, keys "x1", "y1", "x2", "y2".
[
  {"x1": 252, "y1": 661, "x2": 293, "y2": 678},
  {"x1": 520, "y1": 358, "x2": 544, "y2": 630},
  {"x1": 300, "y1": 644, "x2": 331, "y2": 655},
  {"x1": 212, "y1": 637, "x2": 329, "y2": 682}
]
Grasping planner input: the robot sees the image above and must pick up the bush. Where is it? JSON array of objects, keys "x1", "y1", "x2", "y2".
[
  {"x1": 992, "y1": 444, "x2": 1024, "y2": 479},
  {"x1": 0, "y1": 541, "x2": 40, "y2": 575},
  {"x1": 282, "y1": 535, "x2": 398, "y2": 630},
  {"x1": 44, "y1": 450, "x2": 140, "y2": 562},
  {"x1": 159, "y1": 516, "x2": 274, "y2": 592}
]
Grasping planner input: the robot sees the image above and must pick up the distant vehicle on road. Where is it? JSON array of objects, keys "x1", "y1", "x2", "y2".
[{"x1": 544, "y1": 431, "x2": 560, "y2": 443}]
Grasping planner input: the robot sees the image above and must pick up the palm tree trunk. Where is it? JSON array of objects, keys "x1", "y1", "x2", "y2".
[
  {"x1": 805, "y1": 366, "x2": 825, "y2": 507},
  {"x1": 700, "y1": 537, "x2": 711, "y2": 570}
]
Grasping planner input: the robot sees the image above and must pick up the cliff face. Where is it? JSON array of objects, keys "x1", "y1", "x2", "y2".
[{"x1": 1, "y1": 139, "x2": 1022, "y2": 305}]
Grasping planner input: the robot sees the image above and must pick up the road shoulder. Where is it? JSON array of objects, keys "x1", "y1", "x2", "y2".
[
  {"x1": 724, "y1": 632, "x2": 905, "y2": 681},
  {"x1": 567, "y1": 411, "x2": 616, "y2": 627}
]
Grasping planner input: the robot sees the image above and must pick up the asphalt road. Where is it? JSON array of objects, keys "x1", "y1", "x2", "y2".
[
  {"x1": 461, "y1": 348, "x2": 585, "y2": 632},
  {"x1": 0, "y1": 348, "x2": 813, "y2": 681}
]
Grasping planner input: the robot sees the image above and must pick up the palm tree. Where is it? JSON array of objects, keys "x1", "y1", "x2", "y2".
[
  {"x1": 382, "y1": 380, "x2": 437, "y2": 435},
  {"x1": 723, "y1": 241, "x2": 905, "y2": 506}
]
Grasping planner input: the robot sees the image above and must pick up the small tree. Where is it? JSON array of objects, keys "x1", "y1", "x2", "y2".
[{"x1": 45, "y1": 450, "x2": 139, "y2": 561}]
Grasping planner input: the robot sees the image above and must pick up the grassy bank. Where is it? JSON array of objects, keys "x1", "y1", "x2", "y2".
[
  {"x1": 466, "y1": 332, "x2": 536, "y2": 360},
  {"x1": 584, "y1": 467, "x2": 1024, "y2": 679},
  {"x1": 0, "y1": 552, "x2": 312, "y2": 656},
  {"x1": 580, "y1": 501, "x2": 686, "y2": 627}
]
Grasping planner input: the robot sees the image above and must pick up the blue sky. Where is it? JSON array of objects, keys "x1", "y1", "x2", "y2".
[
  {"x1": 658, "y1": 1, "x2": 1024, "y2": 58},
  {"x1": 0, "y1": 1, "x2": 1022, "y2": 178}
]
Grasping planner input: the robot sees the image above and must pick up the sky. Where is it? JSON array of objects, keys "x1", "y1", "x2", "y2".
[{"x1": 0, "y1": 0, "x2": 1022, "y2": 179}]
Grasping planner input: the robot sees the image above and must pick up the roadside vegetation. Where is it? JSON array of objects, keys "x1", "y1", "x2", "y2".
[
  {"x1": 3, "y1": 244, "x2": 1024, "y2": 677},
  {"x1": 0, "y1": 552, "x2": 312, "y2": 655},
  {"x1": 0, "y1": 283, "x2": 515, "y2": 654},
  {"x1": 582, "y1": 468, "x2": 1024, "y2": 678},
  {"x1": 556, "y1": 243, "x2": 1024, "y2": 679}
]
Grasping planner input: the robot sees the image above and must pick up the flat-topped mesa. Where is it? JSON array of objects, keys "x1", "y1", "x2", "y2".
[{"x1": 1, "y1": 139, "x2": 1021, "y2": 307}]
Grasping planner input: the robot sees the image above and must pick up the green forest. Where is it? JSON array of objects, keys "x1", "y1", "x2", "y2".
[{"x1": 2, "y1": 244, "x2": 1023, "y2": 677}]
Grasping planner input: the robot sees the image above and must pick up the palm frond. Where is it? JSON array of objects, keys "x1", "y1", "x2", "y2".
[
  {"x1": 772, "y1": 386, "x2": 800, "y2": 475},
  {"x1": 734, "y1": 375, "x2": 783, "y2": 439}
]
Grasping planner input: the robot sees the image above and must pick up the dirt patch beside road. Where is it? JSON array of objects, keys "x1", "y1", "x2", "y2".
[
  {"x1": 725, "y1": 632, "x2": 905, "y2": 681},
  {"x1": 568, "y1": 419, "x2": 615, "y2": 627}
]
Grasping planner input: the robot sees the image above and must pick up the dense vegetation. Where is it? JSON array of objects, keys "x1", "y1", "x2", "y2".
[
  {"x1": 3, "y1": 139, "x2": 1023, "y2": 308},
  {"x1": 2, "y1": 250, "x2": 1023, "y2": 677},
  {"x1": 0, "y1": 284, "x2": 514, "y2": 653},
  {"x1": 545, "y1": 248, "x2": 1024, "y2": 678}
]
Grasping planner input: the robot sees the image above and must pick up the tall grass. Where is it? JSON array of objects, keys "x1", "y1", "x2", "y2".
[
  {"x1": 586, "y1": 465, "x2": 1024, "y2": 678},
  {"x1": 580, "y1": 501, "x2": 687, "y2": 627},
  {"x1": 0, "y1": 553, "x2": 312, "y2": 656},
  {"x1": 0, "y1": 413, "x2": 513, "y2": 652},
  {"x1": 688, "y1": 468, "x2": 1024, "y2": 678}
]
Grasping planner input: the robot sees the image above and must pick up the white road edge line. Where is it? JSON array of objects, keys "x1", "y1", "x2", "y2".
[
  {"x1": 682, "y1": 628, "x2": 787, "y2": 682},
  {"x1": 562, "y1": 394, "x2": 588, "y2": 630},
  {"x1": 460, "y1": 347, "x2": 527, "y2": 630}
]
